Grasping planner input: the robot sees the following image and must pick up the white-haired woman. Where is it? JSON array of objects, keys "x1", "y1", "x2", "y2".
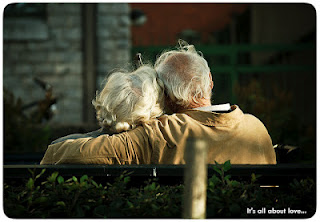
[
  {"x1": 51, "y1": 65, "x2": 164, "y2": 144},
  {"x1": 93, "y1": 65, "x2": 164, "y2": 133}
]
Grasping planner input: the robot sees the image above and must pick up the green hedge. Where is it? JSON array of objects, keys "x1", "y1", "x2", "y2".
[{"x1": 4, "y1": 161, "x2": 316, "y2": 218}]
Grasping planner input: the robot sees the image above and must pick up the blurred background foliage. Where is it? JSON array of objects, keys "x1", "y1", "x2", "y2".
[
  {"x1": 4, "y1": 88, "x2": 52, "y2": 153},
  {"x1": 234, "y1": 79, "x2": 315, "y2": 163}
]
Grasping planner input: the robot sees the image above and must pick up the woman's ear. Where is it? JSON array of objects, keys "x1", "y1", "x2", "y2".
[{"x1": 209, "y1": 72, "x2": 214, "y2": 89}]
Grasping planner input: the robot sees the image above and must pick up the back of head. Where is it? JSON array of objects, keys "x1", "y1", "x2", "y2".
[
  {"x1": 92, "y1": 65, "x2": 164, "y2": 132},
  {"x1": 154, "y1": 40, "x2": 212, "y2": 109}
]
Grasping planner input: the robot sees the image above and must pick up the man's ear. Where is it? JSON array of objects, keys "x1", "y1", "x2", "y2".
[{"x1": 209, "y1": 72, "x2": 214, "y2": 89}]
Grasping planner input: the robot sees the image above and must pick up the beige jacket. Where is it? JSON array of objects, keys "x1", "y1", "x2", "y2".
[{"x1": 40, "y1": 105, "x2": 276, "y2": 165}]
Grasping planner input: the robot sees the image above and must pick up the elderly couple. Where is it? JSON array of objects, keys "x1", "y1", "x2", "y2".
[{"x1": 41, "y1": 41, "x2": 276, "y2": 165}]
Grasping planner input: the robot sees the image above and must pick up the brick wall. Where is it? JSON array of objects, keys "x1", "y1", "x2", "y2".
[
  {"x1": 3, "y1": 3, "x2": 131, "y2": 125},
  {"x1": 96, "y1": 3, "x2": 131, "y2": 89},
  {"x1": 130, "y1": 3, "x2": 248, "y2": 46}
]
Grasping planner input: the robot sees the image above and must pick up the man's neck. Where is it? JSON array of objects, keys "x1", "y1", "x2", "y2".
[{"x1": 189, "y1": 99, "x2": 212, "y2": 109}]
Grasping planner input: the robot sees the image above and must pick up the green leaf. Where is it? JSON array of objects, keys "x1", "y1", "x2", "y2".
[
  {"x1": 240, "y1": 190, "x2": 247, "y2": 199},
  {"x1": 229, "y1": 180, "x2": 240, "y2": 186},
  {"x1": 72, "y1": 176, "x2": 78, "y2": 182},
  {"x1": 35, "y1": 169, "x2": 46, "y2": 180},
  {"x1": 65, "y1": 178, "x2": 73, "y2": 183},
  {"x1": 56, "y1": 201, "x2": 66, "y2": 207},
  {"x1": 35, "y1": 185, "x2": 40, "y2": 191},
  {"x1": 57, "y1": 176, "x2": 65, "y2": 184},
  {"x1": 127, "y1": 200, "x2": 134, "y2": 209},
  {"x1": 210, "y1": 174, "x2": 221, "y2": 184},
  {"x1": 34, "y1": 196, "x2": 48, "y2": 204},
  {"x1": 224, "y1": 175, "x2": 231, "y2": 181},
  {"x1": 91, "y1": 180, "x2": 99, "y2": 188},
  {"x1": 150, "y1": 182, "x2": 156, "y2": 190},
  {"x1": 212, "y1": 165, "x2": 222, "y2": 175},
  {"x1": 82, "y1": 205, "x2": 90, "y2": 211},
  {"x1": 47, "y1": 172, "x2": 59, "y2": 183},
  {"x1": 251, "y1": 173, "x2": 257, "y2": 183},
  {"x1": 28, "y1": 169, "x2": 35, "y2": 177},
  {"x1": 123, "y1": 176, "x2": 130, "y2": 184},
  {"x1": 223, "y1": 160, "x2": 232, "y2": 172},
  {"x1": 26, "y1": 178, "x2": 34, "y2": 190},
  {"x1": 151, "y1": 203, "x2": 159, "y2": 210},
  {"x1": 40, "y1": 181, "x2": 48, "y2": 186},
  {"x1": 80, "y1": 175, "x2": 88, "y2": 183}
]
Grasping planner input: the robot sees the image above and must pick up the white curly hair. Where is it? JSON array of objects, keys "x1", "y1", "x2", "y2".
[
  {"x1": 154, "y1": 40, "x2": 212, "y2": 109},
  {"x1": 92, "y1": 65, "x2": 164, "y2": 133}
]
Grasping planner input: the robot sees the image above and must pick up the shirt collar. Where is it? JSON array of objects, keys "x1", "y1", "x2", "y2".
[
  {"x1": 192, "y1": 103, "x2": 231, "y2": 112},
  {"x1": 180, "y1": 105, "x2": 244, "y2": 127}
]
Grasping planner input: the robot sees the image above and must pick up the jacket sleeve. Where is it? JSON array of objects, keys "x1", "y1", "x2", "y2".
[
  {"x1": 40, "y1": 126, "x2": 151, "y2": 165},
  {"x1": 50, "y1": 128, "x2": 112, "y2": 145}
]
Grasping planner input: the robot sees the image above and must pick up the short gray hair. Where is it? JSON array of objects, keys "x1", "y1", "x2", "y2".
[
  {"x1": 154, "y1": 41, "x2": 212, "y2": 108},
  {"x1": 92, "y1": 65, "x2": 164, "y2": 132}
]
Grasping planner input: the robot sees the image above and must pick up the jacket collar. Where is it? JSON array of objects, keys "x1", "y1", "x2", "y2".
[{"x1": 179, "y1": 105, "x2": 244, "y2": 127}]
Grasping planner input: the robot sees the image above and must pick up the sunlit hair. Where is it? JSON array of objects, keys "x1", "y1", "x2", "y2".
[
  {"x1": 154, "y1": 40, "x2": 212, "y2": 108},
  {"x1": 92, "y1": 65, "x2": 164, "y2": 133}
]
